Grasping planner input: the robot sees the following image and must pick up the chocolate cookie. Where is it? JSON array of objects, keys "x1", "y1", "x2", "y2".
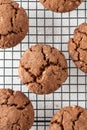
[
  {"x1": 49, "y1": 106, "x2": 87, "y2": 130},
  {"x1": 68, "y1": 23, "x2": 87, "y2": 73},
  {"x1": 0, "y1": 88, "x2": 34, "y2": 130},
  {"x1": 18, "y1": 44, "x2": 68, "y2": 94},
  {"x1": 39, "y1": 0, "x2": 83, "y2": 13},
  {"x1": 0, "y1": 0, "x2": 28, "y2": 48}
]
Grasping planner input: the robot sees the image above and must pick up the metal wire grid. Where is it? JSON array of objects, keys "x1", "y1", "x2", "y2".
[{"x1": 0, "y1": 0, "x2": 87, "y2": 130}]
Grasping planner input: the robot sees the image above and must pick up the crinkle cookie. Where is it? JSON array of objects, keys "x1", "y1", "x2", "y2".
[
  {"x1": 39, "y1": 0, "x2": 83, "y2": 13},
  {"x1": 18, "y1": 44, "x2": 68, "y2": 94},
  {"x1": 49, "y1": 106, "x2": 87, "y2": 130},
  {"x1": 0, "y1": 0, "x2": 28, "y2": 48},
  {"x1": 0, "y1": 88, "x2": 34, "y2": 130},
  {"x1": 68, "y1": 23, "x2": 87, "y2": 73}
]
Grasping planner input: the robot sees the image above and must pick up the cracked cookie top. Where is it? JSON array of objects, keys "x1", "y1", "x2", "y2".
[
  {"x1": 0, "y1": 0, "x2": 28, "y2": 48},
  {"x1": 68, "y1": 23, "x2": 87, "y2": 73},
  {"x1": 39, "y1": 0, "x2": 83, "y2": 13},
  {"x1": 49, "y1": 106, "x2": 87, "y2": 130},
  {"x1": 0, "y1": 88, "x2": 34, "y2": 130},
  {"x1": 18, "y1": 44, "x2": 68, "y2": 94}
]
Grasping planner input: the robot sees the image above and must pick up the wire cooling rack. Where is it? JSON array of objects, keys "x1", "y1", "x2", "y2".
[{"x1": 0, "y1": 0, "x2": 87, "y2": 130}]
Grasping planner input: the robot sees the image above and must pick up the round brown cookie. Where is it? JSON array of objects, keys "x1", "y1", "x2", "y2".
[
  {"x1": 0, "y1": 88, "x2": 34, "y2": 130},
  {"x1": 49, "y1": 106, "x2": 87, "y2": 130},
  {"x1": 0, "y1": 0, "x2": 28, "y2": 48},
  {"x1": 39, "y1": 0, "x2": 83, "y2": 13},
  {"x1": 18, "y1": 44, "x2": 68, "y2": 94},
  {"x1": 68, "y1": 23, "x2": 87, "y2": 73}
]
